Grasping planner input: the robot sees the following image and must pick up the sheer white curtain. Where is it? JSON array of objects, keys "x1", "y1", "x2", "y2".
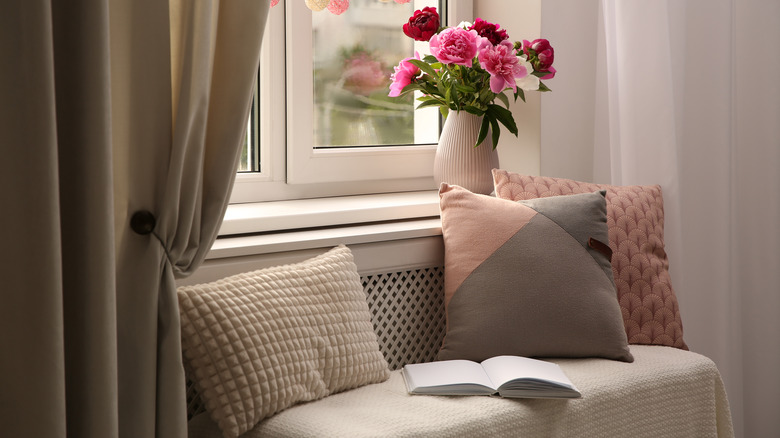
[{"x1": 542, "y1": 1, "x2": 780, "y2": 436}]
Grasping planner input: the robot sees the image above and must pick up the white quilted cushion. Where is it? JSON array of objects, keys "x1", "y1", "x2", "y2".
[{"x1": 178, "y1": 245, "x2": 390, "y2": 438}]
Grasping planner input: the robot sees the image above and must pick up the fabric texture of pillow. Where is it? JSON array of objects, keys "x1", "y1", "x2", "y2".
[
  {"x1": 177, "y1": 245, "x2": 390, "y2": 438},
  {"x1": 493, "y1": 169, "x2": 688, "y2": 350},
  {"x1": 438, "y1": 183, "x2": 634, "y2": 363}
]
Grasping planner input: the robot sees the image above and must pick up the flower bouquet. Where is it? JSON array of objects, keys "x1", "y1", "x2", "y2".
[{"x1": 389, "y1": 7, "x2": 556, "y2": 149}]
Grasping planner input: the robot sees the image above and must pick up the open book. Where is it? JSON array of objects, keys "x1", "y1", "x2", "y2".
[{"x1": 402, "y1": 355, "x2": 581, "y2": 399}]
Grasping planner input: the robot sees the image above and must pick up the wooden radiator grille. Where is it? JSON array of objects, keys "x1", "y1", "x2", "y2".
[{"x1": 185, "y1": 266, "x2": 446, "y2": 419}]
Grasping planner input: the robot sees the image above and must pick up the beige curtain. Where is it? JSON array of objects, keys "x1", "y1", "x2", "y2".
[{"x1": 1, "y1": 0, "x2": 269, "y2": 436}]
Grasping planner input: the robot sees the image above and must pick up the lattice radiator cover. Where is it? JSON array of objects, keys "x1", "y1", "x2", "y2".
[
  {"x1": 362, "y1": 267, "x2": 446, "y2": 370},
  {"x1": 185, "y1": 266, "x2": 446, "y2": 419}
]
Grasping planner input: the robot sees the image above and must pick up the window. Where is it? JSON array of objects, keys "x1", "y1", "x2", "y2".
[
  {"x1": 237, "y1": 86, "x2": 259, "y2": 172},
  {"x1": 230, "y1": 0, "x2": 472, "y2": 204}
]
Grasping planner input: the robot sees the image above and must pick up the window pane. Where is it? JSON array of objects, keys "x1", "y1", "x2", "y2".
[
  {"x1": 312, "y1": 0, "x2": 440, "y2": 148},
  {"x1": 238, "y1": 81, "x2": 260, "y2": 172}
]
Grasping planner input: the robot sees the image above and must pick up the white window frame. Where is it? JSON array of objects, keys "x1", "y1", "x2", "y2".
[{"x1": 230, "y1": 0, "x2": 473, "y2": 204}]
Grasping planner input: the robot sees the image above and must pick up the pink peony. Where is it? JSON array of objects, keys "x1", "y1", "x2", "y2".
[
  {"x1": 478, "y1": 40, "x2": 527, "y2": 93},
  {"x1": 469, "y1": 18, "x2": 508, "y2": 46},
  {"x1": 388, "y1": 53, "x2": 421, "y2": 97},
  {"x1": 430, "y1": 27, "x2": 486, "y2": 67},
  {"x1": 343, "y1": 53, "x2": 386, "y2": 96},
  {"x1": 394, "y1": 0, "x2": 411, "y2": 3}
]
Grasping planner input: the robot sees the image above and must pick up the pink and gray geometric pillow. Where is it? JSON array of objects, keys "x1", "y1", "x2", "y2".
[
  {"x1": 492, "y1": 170, "x2": 688, "y2": 350},
  {"x1": 438, "y1": 183, "x2": 634, "y2": 362}
]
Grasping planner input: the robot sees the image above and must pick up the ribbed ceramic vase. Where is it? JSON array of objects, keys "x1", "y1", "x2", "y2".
[{"x1": 433, "y1": 111, "x2": 499, "y2": 195}]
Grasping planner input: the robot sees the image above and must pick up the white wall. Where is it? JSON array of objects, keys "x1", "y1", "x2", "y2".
[
  {"x1": 538, "y1": 0, "x2": 601, "y2": 181},
  {"x1": 474, "y1": 0, "x2": 542, "y2": 176}
]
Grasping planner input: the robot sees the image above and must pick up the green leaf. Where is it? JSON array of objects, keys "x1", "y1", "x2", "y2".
[
  {"x1": 437, "y1": 78, "x2": 447, "y2": 99},
  {"x1": 487, "y1": 104, "x2": 518, "y2": 136},
  {"x1": 478, "y1": 87, "x2": 494, "y2": 103},
  {"x1": 516, "y1": 88, "x2": 526, "y2": 102},
  {"x1": 538, "y1": 81, "x2": 552, "y2": 92},
  {"x1": 496, "y1": 92, "x2": 510, "y2": 109},
  {"x1": 395, "y1": 83, "x2": 421, "y2": 97},
  {"x1": 416, "y1": 99, "x2": 442, "y2": 110},
  {"x1": 423, "y1": 55, "x2": 439, "y2": 64},
  {"x1": 463, "y1": 106, "x2": 484, "y2": 116},
  {"x1": 451, "y1": 87, "x2": 462, "y2": 109},
  {"x1": 407, "y1": 59, "x2": 438, "y2": 77},
  {"x1": 439, "y1": 106, "x2": 449, "y2": 119},
  {"x1": 454, "y1": 83, "x2": 477, "y2": 94},
  {"x1": 419, "y1": 82, "x2": 441, "y2": 98},
  {"x1": 476, "y1": 114, "x2": 490, "y2": 148},
  {"x1": 489, "y1": 114, "x2": 501, "y2": 150}
]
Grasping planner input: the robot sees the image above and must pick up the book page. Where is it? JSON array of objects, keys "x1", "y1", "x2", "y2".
[
  {"x1": 480, "y1": 356, "x2": 575, "y2": 389},
  {"x1": 403, "y1": 360, "x2": 496, "y2": 391}
]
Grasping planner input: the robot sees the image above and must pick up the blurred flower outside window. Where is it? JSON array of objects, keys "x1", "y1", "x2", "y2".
[{"x1": 312, "y1": 0, "x2": 440, "y2": 148}]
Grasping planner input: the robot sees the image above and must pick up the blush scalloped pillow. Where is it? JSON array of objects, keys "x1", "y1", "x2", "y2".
[
  {"x1": 493, "y1": 169, "x2": 688, "y2": 350},
  {"x1": 438, "y1": 183, "x2": 634, "y2": 363},
  {"x1": 177, "y1": 245, "x2": 390, "y2": 438}
]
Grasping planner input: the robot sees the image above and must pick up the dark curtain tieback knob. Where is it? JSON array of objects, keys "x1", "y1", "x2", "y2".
[{"x1": 130, "y1": 210, "x2": 157, "y2": 235}]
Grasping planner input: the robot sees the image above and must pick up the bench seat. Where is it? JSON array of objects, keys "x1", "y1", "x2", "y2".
[{"x1": 187, "y1": 345, "x2": 732, "y2": 438}]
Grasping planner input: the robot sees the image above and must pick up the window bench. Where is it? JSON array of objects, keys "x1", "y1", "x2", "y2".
[{"x1": 182, "y1": 242, "x2": 733, "y2": 438}]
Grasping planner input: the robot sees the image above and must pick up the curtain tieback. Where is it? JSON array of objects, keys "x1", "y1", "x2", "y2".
[
  {"x1": 130, "y1": 210, "x2": 175, "y2": 268},
  {"x1": 130, "y1": 210, "x2": 157, "y2": 235}
]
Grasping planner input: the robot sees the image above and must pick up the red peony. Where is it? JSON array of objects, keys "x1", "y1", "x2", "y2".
[
  {"x1": 469, "y1": 18, "x2": 508, "y2": 46},
  {"x1": 403, "y1": 7, "x2": 440, "y2": 42}
]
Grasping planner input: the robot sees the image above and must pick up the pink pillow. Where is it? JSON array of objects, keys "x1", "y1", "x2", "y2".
[{"x1": 493, "y1": 170, "x2": 688, "y2": 350}]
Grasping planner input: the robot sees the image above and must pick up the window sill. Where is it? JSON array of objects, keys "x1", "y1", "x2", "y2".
[
  {"x1": 220, "y1": 190, "x2": 440, "y2": 235},
  {"x1": 210, "y1": 190, "x2": 442, "y2": 260},
  {"x1": 210, "y1": 217, "x2": 442, "y2": 259}
]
